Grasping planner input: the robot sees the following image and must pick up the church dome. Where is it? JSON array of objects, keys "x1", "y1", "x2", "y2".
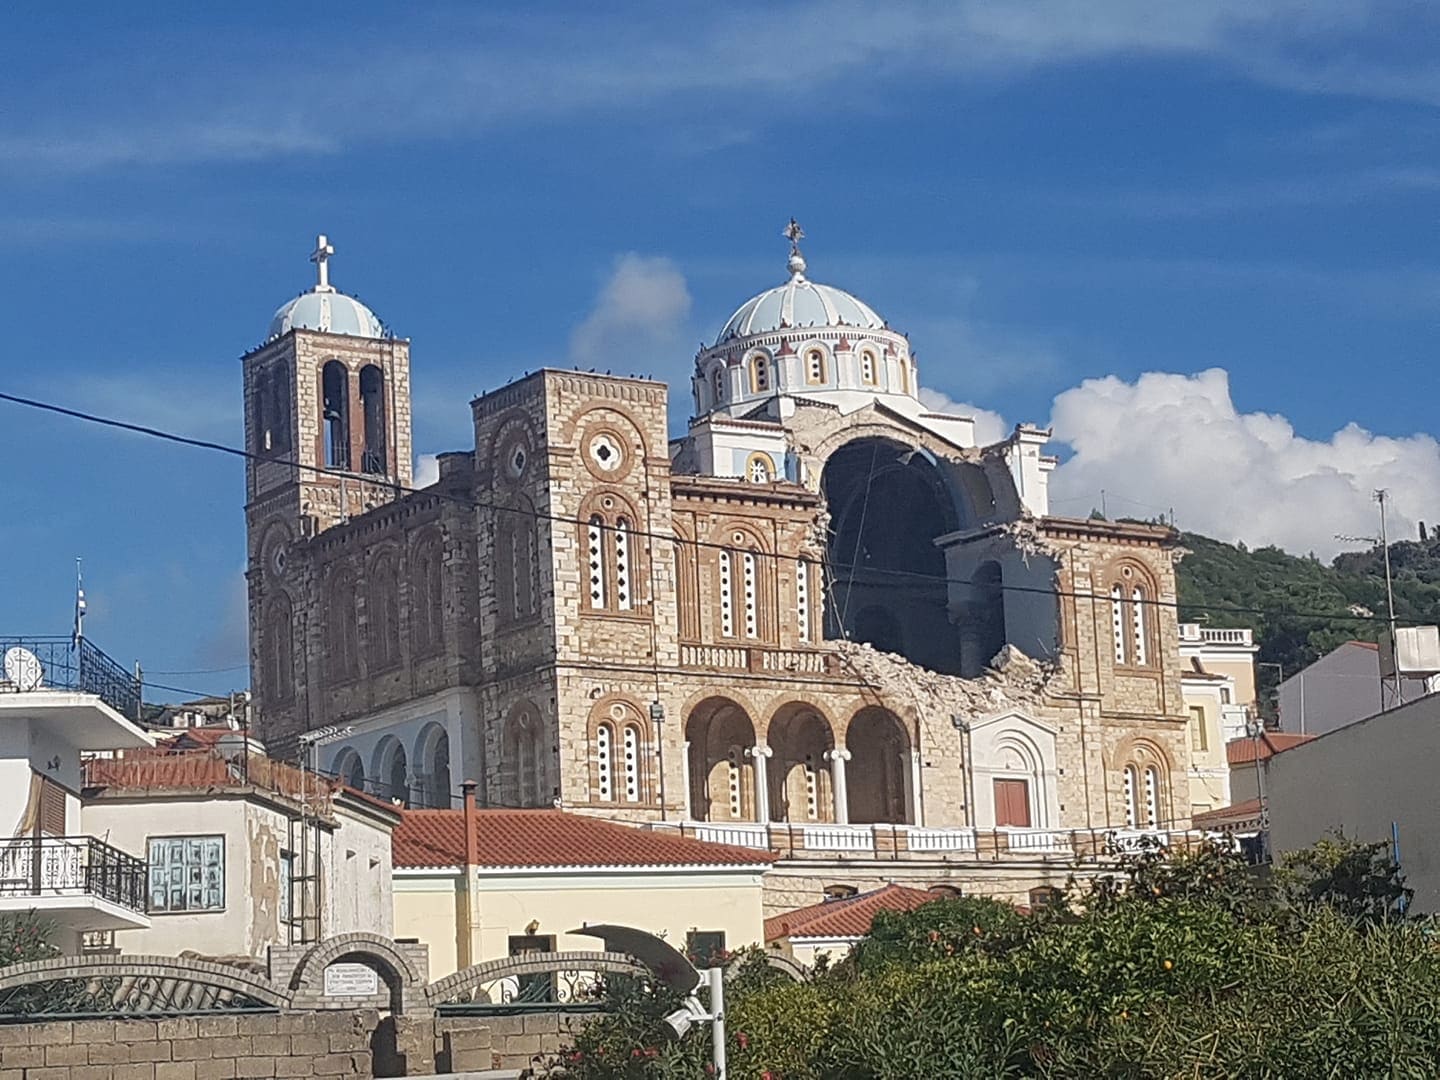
[
  {"x1": 266, "y1": 234, "x2": 385, "y2": 342},
  {"x1": 268, "y1": 290, "x2": 384, "y2": 341},
  {"x1": 715, "y1": 243, "x2": 884, "y2": 346}
]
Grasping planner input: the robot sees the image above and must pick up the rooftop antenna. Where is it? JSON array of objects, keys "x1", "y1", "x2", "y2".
[
  {"x1": 1335, "y1": 488, "x2": 1401, "y2": 710},
  {"x1": 73, "y1": 557, "x2": 86, "y2": 646}
]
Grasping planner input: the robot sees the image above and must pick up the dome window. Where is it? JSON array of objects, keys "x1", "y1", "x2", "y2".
[
  {"x1": 805, "y1": 349, "x2": 827, "y2": 386},
  {"x1": 746, "y1": 453, "x2": 775, "y2": 484},
  {"x1": 750, "y1": 355, "x2": 771, "y2": 394},
  {"x1": 860, "y1": 350, "x2": 877, "y2": 386},
  {"x1": 712, "y1": 366, "x2": 726, "y2": 404}
]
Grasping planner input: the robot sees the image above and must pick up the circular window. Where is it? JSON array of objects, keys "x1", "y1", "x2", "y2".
[
  {"x1": 271, "y1": 545, "x2": 287, "y2": 577},
  {"x1": 588, "y1": 432, "x2": 623, "y2": 472},
  {"x1": 507, "y1": 444, "x2": 528, "y2": 479}
]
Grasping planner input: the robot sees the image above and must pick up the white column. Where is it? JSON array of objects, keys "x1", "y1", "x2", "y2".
[
  {"x1": 827, "y1": 749, "x2": 852, "y2": 825},
  {"x1": 748, "y1": 745, "x2": 773, "y2": 823},
  {"x1": 909, "y1": 750, "x2": 923, "y2": 826},
  {"x1": 681, "y1": 740, "x2": 693, "y2": 821}
]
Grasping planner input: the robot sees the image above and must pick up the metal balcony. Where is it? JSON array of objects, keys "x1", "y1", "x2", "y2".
[
  {"x1": 0, "y1": 836, "x2": 150, "y2": 930},
  {"x1": 0, "y1": 637, "x2": 142, "y2": 720}
]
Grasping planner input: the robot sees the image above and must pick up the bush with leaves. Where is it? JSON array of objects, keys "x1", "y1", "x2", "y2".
[{"x1": 560, "y1": 834, "x2": 1439, "y2": 1078}]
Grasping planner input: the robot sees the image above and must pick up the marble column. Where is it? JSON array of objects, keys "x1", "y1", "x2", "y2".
[
  {"x1": 827, "y1": 748, "x2": 852, "y2": 824},
  {"x1": 909, "y1": 749, "x2": 924, "y2": 826},
  {"x1": 748, "y1": 744, "x2": 773, "y2": 823}
]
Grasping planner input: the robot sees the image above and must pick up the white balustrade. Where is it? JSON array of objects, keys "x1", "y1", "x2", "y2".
[
  {"x1": 690, "y1": 823, "x2": 770, "y2": 849},
  {"x1": 802, "y1": 825, "x2": 874, "y2": 852},
  {"x1": 905, "y1": 828, "x2": 978, "y2": 853},
  {"x1": 999, "y1": 828, "x2": 1071, "y2": 854}
]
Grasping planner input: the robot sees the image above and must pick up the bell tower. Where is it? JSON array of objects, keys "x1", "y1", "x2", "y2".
[{"x1": 243, "y1": 236, "x2": 413, "y2": 742}]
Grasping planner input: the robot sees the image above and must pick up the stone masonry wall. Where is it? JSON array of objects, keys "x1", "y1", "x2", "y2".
[{"x1": 0, "y1": 1012, "x2": 376, "y2": 1080}]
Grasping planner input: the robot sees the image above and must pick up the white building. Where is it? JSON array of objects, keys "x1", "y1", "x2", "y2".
[
  {"x1": 83, "y1": 748, "x2": 399, "y2": 959},
  {"x1": 1178, "y1": 624, "x2": 1258, "y2": 814},
  {"x1": 0, "y1": 636, "x2": 155, "y2": 951}
]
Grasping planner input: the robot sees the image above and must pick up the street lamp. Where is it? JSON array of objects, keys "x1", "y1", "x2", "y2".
[{"x1": 572, "y1": 923, "x2": 727, "y2": 1079}]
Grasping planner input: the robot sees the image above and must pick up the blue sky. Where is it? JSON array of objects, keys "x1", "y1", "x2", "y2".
[{"x1": 2, "y1": 2, "x2": 1439, "y2": 700}]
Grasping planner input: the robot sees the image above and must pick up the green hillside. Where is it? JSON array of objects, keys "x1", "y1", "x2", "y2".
[{"x1": 1174, "y1": 529, "x2": 1440, "y2": 710}]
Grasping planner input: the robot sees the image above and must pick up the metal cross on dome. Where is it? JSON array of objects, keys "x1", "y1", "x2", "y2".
[
  {"x1": 783, "y1": 217, "x2": 805, "y2": 253},
  {"x1": 310, "y1": 234, "x2": 336, "y2": 292}
]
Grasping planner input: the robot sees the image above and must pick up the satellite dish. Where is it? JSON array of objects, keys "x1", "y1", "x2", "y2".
[
  {"x1": 3, "y1": 647, "x2": 44, "y2": 692},
  {"x1": 569, "y1": 923, "x2": 700, "y2": 994}
]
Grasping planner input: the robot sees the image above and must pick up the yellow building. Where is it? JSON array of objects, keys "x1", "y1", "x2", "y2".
[
  {"x1": 391, "y1": 790, "x2": 771, "y2": 978},
  {"x1": 1179, "y1": 624, "x2": 1259, "y2": 815}
]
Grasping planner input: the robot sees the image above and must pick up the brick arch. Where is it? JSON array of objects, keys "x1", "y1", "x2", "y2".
[
  {"x1": 560, "y1": 402, "x2": 652, "y2": 459},
  {"x1": 425, "y1": 951, "x2": 646, "y2": 1008},
  {"x1": 757, "y1": 697, "x2": 840, "y2": 744},
  {"x1": 0, "y1": 954, "x2": 291, "y2": 1011},
  {"x1": 840, "y1": 701, "x2": 918, "y2": 746},
  {"x1": 288, "y1": 933, "x2": 426, "y2": 1015}
]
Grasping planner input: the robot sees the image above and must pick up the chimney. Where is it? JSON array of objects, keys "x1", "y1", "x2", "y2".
[{"x1": 461, "y1": 779, "x2": 479, "y2": 867}]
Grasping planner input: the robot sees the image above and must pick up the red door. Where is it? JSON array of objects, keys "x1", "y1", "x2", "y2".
[{"x1": 993, "y1": 779, "x2": 1031, "y2": 827}]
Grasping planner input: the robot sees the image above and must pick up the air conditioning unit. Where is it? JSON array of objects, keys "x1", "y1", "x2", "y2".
[{"x1": 1379, "y1": 625, "x2": 1440, "y2": 679}]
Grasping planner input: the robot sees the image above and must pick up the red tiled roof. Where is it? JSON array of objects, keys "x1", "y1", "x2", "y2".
[
  {"x1": 1226, "y1": 732, "x2": 1314, "y2": 765},
  {"x1": 764, "y1": 884, "x2": 939, "y2": 942},
  {"x1": 84, "y1": 750, "x2": 335, "y2": 805},
  {"x1": 1192, "y1": 799, "x2": 1262, "y2": 831},
  {"x1": 392, "y1": 809, "x2": 773, "y2": 870}
]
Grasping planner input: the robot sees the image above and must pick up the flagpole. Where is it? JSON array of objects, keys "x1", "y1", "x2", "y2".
[{"x1": 74, "y1": 557, "x2": 86, "y2": 647}]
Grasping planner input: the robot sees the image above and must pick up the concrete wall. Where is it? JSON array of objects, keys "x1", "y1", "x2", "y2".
[
  {"x1": 392, "y1": 867, "x2": 766, "y2": 978},
  {"x1": 1268, "y1": 693, "x2": 1440, "y2": 911},
  {"x1": 1276, "y1": 642, "x2": 1426, "y2": 736},
  {"x1": 326, "y1": 801, "x2": 393, "y2": 940}
]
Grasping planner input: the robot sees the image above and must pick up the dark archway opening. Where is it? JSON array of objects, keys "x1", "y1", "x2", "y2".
[{"x1": 822, "y1": 438, "x2": 963, "y2": 674}]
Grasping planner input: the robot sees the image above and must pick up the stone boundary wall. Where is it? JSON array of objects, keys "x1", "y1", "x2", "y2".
[{"x1": 0, "y1": 1011, "x2": 376, "y2": 1080}]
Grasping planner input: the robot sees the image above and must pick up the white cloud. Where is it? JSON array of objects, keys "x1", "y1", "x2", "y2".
[
  {"x1": 568, "y1": 254, "x2": 693, "y2": 368},
  {"x1": 1048, "y1": 368, "x2": 1440, "y2": 558},
  {"x1": 4, "y1": 1, "x2": 1432, "y2": 174},
  {"x1": 412, "y1": 454, "x2": 440, "y2": 488},
  {"x1": 917, "y1": 387, "x2": 1009, "y2": 447}
]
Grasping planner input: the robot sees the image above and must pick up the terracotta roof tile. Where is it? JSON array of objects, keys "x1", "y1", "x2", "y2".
[
  {"x1": 392, "y1": 809, "x2": 773, "y2": 870},
  {"x1": 764, "y1": 884, "x2": 939, "y2": 942},
  {"x1": 1226, "y1": 732, "x2": 1314, "y2": 765},
  {"x1": 84, "y1": 750, "x2": 333, "y2": 805},
  {"x1": 1192, "y1": 799, "x2": 1262, "y2": 831}
]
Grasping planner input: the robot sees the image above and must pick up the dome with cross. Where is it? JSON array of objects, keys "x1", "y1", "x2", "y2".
[
  {"x1": 267, "y1": 235, "x2": 385, "y2": 341},
  {"x1": 713, "y1": 239, "x2": 885, "y2": 346}
]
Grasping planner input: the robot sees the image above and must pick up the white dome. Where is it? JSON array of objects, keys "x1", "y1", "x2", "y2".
[
  {"x1": 716, "y1": 258, "x2": 884, "y2": 345},
  {"x1": 269, "y1": 289, "x2": 384, "y2": 341}
]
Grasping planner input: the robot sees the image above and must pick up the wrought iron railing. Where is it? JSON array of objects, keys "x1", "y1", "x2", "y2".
[
  {"x1": 0, "y1": 836, "x2": 148, "y2": 914},
  {"x1": 0, "y1": 637, "x2": 142, "y2": 719}
]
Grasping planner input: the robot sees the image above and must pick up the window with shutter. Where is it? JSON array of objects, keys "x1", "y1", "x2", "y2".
[{"x1": 39, "y1": 779, "x2": 66, "y2": 836}]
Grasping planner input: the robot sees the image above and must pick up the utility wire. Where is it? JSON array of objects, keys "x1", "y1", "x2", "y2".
[{"x1": 0, "y1": 389, "x2": 1411, "y2": 631}]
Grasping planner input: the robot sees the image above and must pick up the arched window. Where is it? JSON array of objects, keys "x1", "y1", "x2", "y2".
[
  {"x1": 321, "y1": 361, "x2": 351, "y2": 470},
  {"x1": 263, "y1": 598, "x2": 294, "y2": 703},
  {"x1": 796, "y1": 559, "x2": 813, "y2": 643},
  {"x1": 750, "y1": 355, "x2": 770, "y2": 394},
  {"x1": 675, "y1": 536, "x2": 700, "y2": 641},
  {"x1": 622, "y1": 723, "x2": 642, "y2": 803},
  {"x1": 804, "y1": 348, "x2": 827, "y2": 385},
  {"x1": 742, "y1": 551, "x2": 758, "y2": 638},
  {"x1": 899, "y1": 357, "x2": 912, "y2": 395},
  {"x1": 596, "y1": 723, "x2": 614, "y2": 801},
  {"x1": 587, "y1": 515, "x2": 607, "y2": 609},
  {"x1": 1108, "y1": 564, "x2": 1156, "y2": 667},
  {"x1": 584, "y1": 502, "x2": 641, "y2": 614},
  {"x1": 374, "y1": 739, "x2": 409, "y2": 806},
  {"x1": 712, "y1": 366, "x2": 726, "y2": 405},
  {"x1": 333, "y1": 748, "x2": 365, "y2": 790},
  {"x1": 614, "y1": 518, "x2": 633, "y2": 610},
  {"x1": 1123, "y1": 765, "x2": 1138, "y2": 828},
  {"x1": 860, "y1": 350, "x2": 877, "y2": 385},
  {"x1": 718, "y1": 551, "x2": 733, "y2": 637},
  {"x1": 726, "y1": 746, "x2": 743, "y2": 818},
  {"x1": 411, "y1": 535, "x2": 444, "y2": 654},
  {"x1": 368, "y1": 554, "x2": 401, "y2": 669},
  {"x1": 1143, "y1": 766, "x2": 1160, "y2": 828},
  {"x1": 497, "y1": 513, "x2": 537, "y2": 623},
  {"x1": 359, "y1": 364, "x2": 387, "y2": 475},
  {"x1": 746, "y1": 453, "x2": 774, "y2": 484},
  {"x1": 416, "y1": 725, "x2": 451, "y2": 809},
  {"x1": 267, "y1": 368, "x2": 290, "y2": 454},
  {"x1": 326, "y1": 570, "x2": 360, "y2": 680},
  {"x1": 504, "y1": 707, "x2": 546, "y2": 807}
]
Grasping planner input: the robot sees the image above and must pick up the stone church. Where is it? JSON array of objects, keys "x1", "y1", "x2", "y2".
[{"x1": 243, "y1": 229, "x2": 1193, "y2": 904}]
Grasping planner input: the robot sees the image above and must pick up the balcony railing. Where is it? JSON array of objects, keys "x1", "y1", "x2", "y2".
[
  {"x1": 1178, "y1": 624, "x2": 1254, "y2": 647},
  {"x1": 0, "y1": 637, "x2": 142, "y2": 720},
  {"x1": 678, "y1": 643, "x2": 840, "y2": 678},
  {"x1": 657, "y1": 821, "x2": 1217, "y2": 863},
  {"x1": 0, "y1": 836, "x2": 147, "y2": 914}
]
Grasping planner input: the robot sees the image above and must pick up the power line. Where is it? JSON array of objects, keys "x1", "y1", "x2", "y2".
[{"x1": 0, "y1": 388, "x2": 1410, "y2": 632}]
